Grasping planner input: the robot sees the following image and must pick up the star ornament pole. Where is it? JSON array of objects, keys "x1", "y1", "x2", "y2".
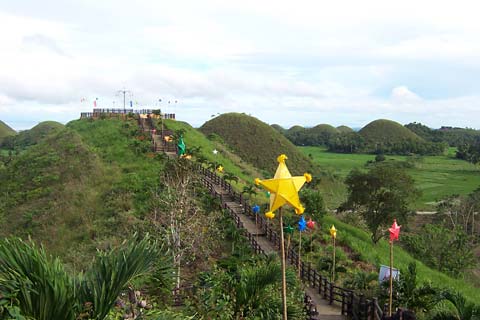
[
  {"x1": 298, "y1": 216, "x2": 307, "y2": 277},
  {"x1": 388, "y1": 219, "x2": 401, "y2": 316},
  {"x1": 330, "y1": 225, "x2": 337, "y2": 282},
  {"x1": 255, "y1": 154, "x2": 312, "y2": 320}
]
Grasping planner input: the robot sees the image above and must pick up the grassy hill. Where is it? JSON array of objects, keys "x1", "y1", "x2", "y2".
[
  {"x1": 0, "y1": 120, "x2": 16, "y2": 142},
  {"x1": 15, "y1": 121, "x2": 64, "y2": 148},
  {"x1": 287, "y1": 125, "x2": 305, "y2": 134},
  {"x1": 0, "y1": 118, "x2": 168, "y2": 267},
  {"x1": 336, "y1": 125, "x2": 354, "y2": 133},
  {"x1": 0, "y1": 128, "x2": 113, "y2": 265},
  {"x1": 359, "y1": 119, "x2": 423, "y2": 144},
  {"x1": 310, "y1": 124, "x2": 339, "y2": 135},
  {"x1": 200, "y1": 113, "x2": 314, "y2": 174}
]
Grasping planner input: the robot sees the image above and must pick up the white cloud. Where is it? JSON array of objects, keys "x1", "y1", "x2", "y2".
[
  {"x1": 391, "y1": 86, "x2": 421, "y2": 101},
  {"x1": 1, "y1": 1, "x2": 480, "y2": 130}
]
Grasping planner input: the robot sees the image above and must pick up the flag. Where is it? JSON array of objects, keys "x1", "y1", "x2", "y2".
[{"x1": 177, "y1": 135, "x2": 186, "y2": 156}]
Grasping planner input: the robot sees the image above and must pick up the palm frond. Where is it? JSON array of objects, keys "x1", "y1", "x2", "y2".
[
  {"x1": 0, "y1": 238, "x2": 77, "y2": 320},
  {"x1": 78, "y1": 234, "x2": 160, "y2": 320}
]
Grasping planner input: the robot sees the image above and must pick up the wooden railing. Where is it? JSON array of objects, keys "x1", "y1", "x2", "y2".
[
  {"x1": 198, "y1": 165, "x2": 386, "y2": 320},
  {"x1": 80, "y1": 109, "x2": 175, "y2": 119}
]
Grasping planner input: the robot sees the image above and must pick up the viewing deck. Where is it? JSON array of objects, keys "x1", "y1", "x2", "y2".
[{"x1": 80, "y1": 108, "x2": 175, "y2": 120}]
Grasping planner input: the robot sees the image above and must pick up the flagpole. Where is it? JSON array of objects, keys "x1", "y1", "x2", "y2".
[
  {"x1": 389, "y1": 240, "x2": 393, "y2": 316},
  {"x1": 332, "y1": 236, "x2": 336, "y2": 282},
  {"x1": 298, "y1": 230, "x2": 302, "y2": 277}
]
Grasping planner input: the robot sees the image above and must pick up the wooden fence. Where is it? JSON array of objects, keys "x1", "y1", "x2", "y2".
[
  {"x1": 198, "y1": 165, "x2": 386, "y2": 320},
  {"x1": 80, "y1": 109, "x2": 175, "y2": 119}
]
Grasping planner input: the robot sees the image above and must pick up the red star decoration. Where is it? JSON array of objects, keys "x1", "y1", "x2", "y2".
[
  {"x1": 389, "y1": 219, "x2": 401, "y2": 242},
  {"x1": 307, "y1": 218, "x2": 316, "y2": 230}
]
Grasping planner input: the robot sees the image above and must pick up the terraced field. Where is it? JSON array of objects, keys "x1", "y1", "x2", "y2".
[{"x1": 300, "y1": 146, "x2": 480, "y2": 210}]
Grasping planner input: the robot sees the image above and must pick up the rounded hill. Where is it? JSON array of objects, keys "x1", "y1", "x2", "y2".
[
  {"x1": 271, "y1": 124, "x2": 285, "y2": 134},
  {"x1": 13, "y1": 121, "x2": 64, "y2": 148},
  {"x1": 336, "y1": 125, "x2": 354, "y2": 133},
  {"x1": 310, "y1": 124, "x2": 339, "y2": 135},
  {"x1": 200, "y1": 113, "x2": 313, "y2": 174},
  {"x1": 287, "y1": 125, "x2": 305, "y2": 133},
  {"x1": 359, "y1": 119, "x2": 423, "y2": 144}
]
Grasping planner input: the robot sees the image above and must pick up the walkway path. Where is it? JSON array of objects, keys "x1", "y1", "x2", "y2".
[{"x1": 208, "y1": 177, "x2": 344, "y2": 319}]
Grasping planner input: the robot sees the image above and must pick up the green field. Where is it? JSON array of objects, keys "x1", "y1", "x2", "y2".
[{"x1": 300, "y1": 146, "x2": 480, "y2": 210}]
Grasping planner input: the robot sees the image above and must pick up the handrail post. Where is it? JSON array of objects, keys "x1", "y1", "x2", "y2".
[{"x1": 329, "y1": 282, "x2": 334, "y2": 305}]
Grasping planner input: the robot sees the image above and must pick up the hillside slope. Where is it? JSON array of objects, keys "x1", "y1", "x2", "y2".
[
  {"x1": 161, "y1": 119, "x2": 264, "y2": 182},
  {"x1": 0, "y1": 120, "x2": 16, "y2": 142},
  {"x1": 1, "y1": 118, "x2": 168, "y2": 266},
  {"x1": 200, "y1": 113, "x2": 314, "y2": 174},
  {"x1": 0, "y1": 128, "x2": 112, "y2": 265},
  {"x1": 14, "y1": 121, "x2": 64, "y2": 149}
]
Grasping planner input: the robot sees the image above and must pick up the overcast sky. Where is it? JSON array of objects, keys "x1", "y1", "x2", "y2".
[{"x1": 1, "y1": 0, "x2": 480, "y2": 130}]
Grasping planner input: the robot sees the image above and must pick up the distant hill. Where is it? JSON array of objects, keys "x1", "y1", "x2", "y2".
[
  {"x1": 200, "y1": 113, "x2": 314, "y2": 174},
  {"x1": 16, "y1": 121, "x2": 64, "y2": 147},
  {"x1": 406, "y1": 122, "x2": 480, "y2": 147},
  {"x1": 336, "y1": 125, "x2": 354, "y2": 133},
  {"x1": 271, "y1": 124, "x2": 286, "y2": 134},
  {"x1": 0, "y1": 121, "x2": 64, "y2": 149},
  {"x1": 0, "y1": 120, "x2": 16, "y2": 142},
  {"x1": 283, "y1": 124, "x2": 339, "y2": 146},
  {"x1": 325, "y1": 119, "x2": 446, "y2": 155},
  {"x1": 359, "y1": 119, "x2": 423, "y2": 144},
  {"x1": 310, "y1": 124, "x2": 339, "y2": 135}
]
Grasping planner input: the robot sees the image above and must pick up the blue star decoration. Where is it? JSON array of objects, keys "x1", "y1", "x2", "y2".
[
  {"x1": 252, "y1": 205, "x2": 260, "y2": 214},
  {"x1": 298, "y1": 216, "x2": 307, "y2": 231}
]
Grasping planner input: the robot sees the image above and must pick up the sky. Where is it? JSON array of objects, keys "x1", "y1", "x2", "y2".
[{"x1": 1, "y1": 0, "x2": 480, "y2": 130}]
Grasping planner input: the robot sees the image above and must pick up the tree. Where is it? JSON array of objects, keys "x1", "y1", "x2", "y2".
[
  {"x1": 339, "y1": 165, "x2": 419, "y2": 243},
  {"x1": 242, "y1": 184, "x2": 257, "y2": 199},
  {"x1": 456, "y1": 138, "x2": 480, "y2": 164},
  {"x1": 154, "y1": 158, "x2": 221, "y2": 290},
  {"x1": 223, "y1": 172, "x2": 239, "y2": 184},
  {"x1": 192, "y1": 255, "x2": 305, "y2": 319},
  {"x1": 437, "y1": 190, "x2": 480, "y2": 237},
  {"x1": 299, "y1": 188, "x2": 326, "y2": 221},
  {"x1": 402, "y1": 224, "x2": 476, "y2": 276},
  {"x1": 430, "y1": 290, "x2": 480, "y2": 320}
]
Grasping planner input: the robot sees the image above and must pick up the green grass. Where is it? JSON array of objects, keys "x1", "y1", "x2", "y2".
[
  {"x1": 300, "y1": 146, "x2": 480, "y2": 210},
  {"x1": 321, "y1": 215, "x2": 480, "y2": 302}
]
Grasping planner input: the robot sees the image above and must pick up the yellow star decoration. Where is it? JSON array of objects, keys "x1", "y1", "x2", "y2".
[
  {"x1": 330, "y1": 225, "x2": 337, "y2": 239},
  {"x1": 255, "y1": 154, "x2": 312, "y2": 219},
  {"x1": 217, "y1": 165, "x2": 224, "y2": 173}
]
